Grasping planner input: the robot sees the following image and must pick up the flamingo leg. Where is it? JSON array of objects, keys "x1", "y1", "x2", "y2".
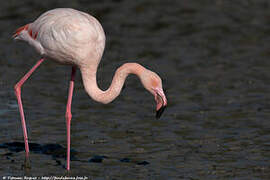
[
  {"x1": 14, "y1": 58, "x2": 45, "y2": 157},
  {"x1": 65, "y1": 66, "x2": 76, "y2": 171}
]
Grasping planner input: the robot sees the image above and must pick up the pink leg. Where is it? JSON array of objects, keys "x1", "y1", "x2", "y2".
[
  {"x1": 14, "y1": 58, "x2": 45, "y2": 157},
  {"x1": 65, "y1": 66, "x2": 76, "y2": 171}
]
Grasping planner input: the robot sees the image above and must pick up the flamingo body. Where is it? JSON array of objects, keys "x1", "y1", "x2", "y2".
[
  {"x1": 13, "y1": 8, "x2": 167, "y2": 171},
  {"x1": 14, "y1": 8, "x2": 105, "y2": 67}
]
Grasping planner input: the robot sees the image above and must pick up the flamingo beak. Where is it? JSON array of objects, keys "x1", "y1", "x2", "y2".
[{"x1": 154, "y1": 88, "x2": 167, "y2": 119}]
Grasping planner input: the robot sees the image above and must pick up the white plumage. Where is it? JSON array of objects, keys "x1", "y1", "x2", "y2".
[{"x1": 15, "y1": 8, "x2": 105, "y2": 66}]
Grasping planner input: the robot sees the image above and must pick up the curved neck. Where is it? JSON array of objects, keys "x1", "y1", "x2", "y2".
[{"x1": 80, "y1": 63, "x2": 146, "y2": 104}]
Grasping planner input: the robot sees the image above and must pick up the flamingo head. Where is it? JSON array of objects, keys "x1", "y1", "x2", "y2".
[{"x1": 141, "y1": 69, "x2": 167, "y2": 119}]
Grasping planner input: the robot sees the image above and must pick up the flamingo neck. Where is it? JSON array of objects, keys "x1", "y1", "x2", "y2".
[{"x1": 80, "y1": 63, "x2": 146, "y2": 104}]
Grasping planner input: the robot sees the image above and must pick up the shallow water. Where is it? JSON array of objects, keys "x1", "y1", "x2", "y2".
[{"x1": 1, "y1": 0, "x2": 270, "y2": 179}]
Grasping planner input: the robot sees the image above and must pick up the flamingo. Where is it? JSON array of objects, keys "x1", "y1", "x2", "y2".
[{"x1": 13, "y1": 8, "x2": 167, "y2": 170}]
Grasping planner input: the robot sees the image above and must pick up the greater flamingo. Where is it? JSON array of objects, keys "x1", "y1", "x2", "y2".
[{"x1": 13, "y1": 8, "x2": 167, "y2": 170}]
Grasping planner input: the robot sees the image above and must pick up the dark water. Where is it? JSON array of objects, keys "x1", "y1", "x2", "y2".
[{"x1": 1, "y1": 0, "x2": 270, "y2": 179}]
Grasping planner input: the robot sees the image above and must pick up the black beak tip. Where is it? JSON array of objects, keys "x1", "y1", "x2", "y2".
[
  {"x1": 156, "y1": 105, "x2": 167, "y2": 119},
  {"x1": 122, "y1": 83, "x2": 126, "y2": 90}
]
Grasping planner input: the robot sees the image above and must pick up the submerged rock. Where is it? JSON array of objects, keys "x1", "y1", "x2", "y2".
[{"x1": 89, "y1": 155, "x2": 108, "y2": 163}]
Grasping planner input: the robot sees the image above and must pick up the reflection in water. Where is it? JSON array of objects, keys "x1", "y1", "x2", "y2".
[{"x1": 0, "y1": 142, "x2": 150, "y2": 168}]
